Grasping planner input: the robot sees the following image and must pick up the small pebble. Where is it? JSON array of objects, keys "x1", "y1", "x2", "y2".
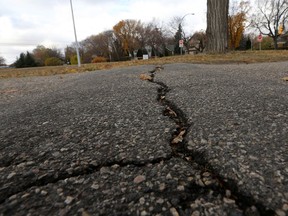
[
  {"x1": 65, "y1": 196, "x2": 74, "y2": 205},
  {"x1": 8, "y1": 194, "x2": 17, "y2": 200},
  {"x1": 225, "y1": 190, "x2": 231, "y2": 197},
  {"x1": 156, "y1": 198, "x2": 164, "y2": 204},
  {"x1": 139, "y1": 197, "x2": 145, "y2": 205},
  {"x1": 7, "y1": 172, "x2": 16, "y2": 179},
  {"x1": 170, "y1": 207, "x2": 179, "y2": 216},
  {"x1": 177, "y1": 185, "x2": 185, "y2": 191},
  {"x1": 21, "y1": 193, "x2": 30, "y2": 199},
  {"x1": 41, "y1": 190, "x2": 48, "y2": 196},
  {"x1": 159, "y1": 183, "x2": 166, "y2": 191},
  {"x1": 134, "y1": 175, "x2": 146, "y2": 184},
  {"x1": 276, "y1": 209, "x2": 286, "y2": 216},
  {"x1": 166, "y1": 173, "x2": 172, "y2": 179},
  {"x1": 91, "y1": 184, "x2": 99, "y2": 190},
  {"x1": 223, "y1": 197, "x2": 235, "y2": 204},
  {"x1": 282, "y1": 203, "x2": 288, "y2": 211},
  {"x1": 191, "y1": 211, "x2": 200, "y2": 216}
]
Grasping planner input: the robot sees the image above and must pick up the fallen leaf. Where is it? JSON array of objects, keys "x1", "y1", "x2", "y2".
[
  {"x1": 155, "y1": 66, "x2": 164, "y2": 71},
  {"x1": 282, "y1": 77, "x2": 288, "y2": 81},
  {"x1": 171, "y1": 129, "x2": 186, "y2": 144},
  {"x1": 166, "y1": 106, "x2": 177, "y2": 117},
  {"x1": 140, "y1": 74, "x2": 152, "y2": 81}
]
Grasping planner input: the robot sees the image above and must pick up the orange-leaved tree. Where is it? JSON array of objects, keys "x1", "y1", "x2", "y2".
[
  {"x1": 228, "y1": 0, "x2": 250, "y2": 50},
  {"x1": 113, "y1": 19, "x2": 143, "y2": 57}
]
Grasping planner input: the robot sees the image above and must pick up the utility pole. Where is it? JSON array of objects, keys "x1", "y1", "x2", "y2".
[{"x1": 70, "y1": 0, "x2": 81, "y2": 67}]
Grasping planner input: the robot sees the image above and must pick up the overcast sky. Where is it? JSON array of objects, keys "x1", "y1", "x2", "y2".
[{"x1": 0, "y1": 0, "x2": 207, "y2": 64}]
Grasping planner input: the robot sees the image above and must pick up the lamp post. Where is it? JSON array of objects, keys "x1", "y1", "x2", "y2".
[
  {"x1": 70, "y1": 0, "x2": 81, "y2": 67},
  {"x1": 179, "y1": 13, "x2": 195, "y2": 55}
]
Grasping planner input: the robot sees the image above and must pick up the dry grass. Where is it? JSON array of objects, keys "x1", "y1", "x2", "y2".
[{"x1": 1, "y1": 50, "x2": 288, "y2": 79}]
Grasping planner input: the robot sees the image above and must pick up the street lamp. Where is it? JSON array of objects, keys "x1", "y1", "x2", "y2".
[
  {"x1": 70, "y1": 0, "x2": 81, "y2": 67},
  {"x1": 179, "y1": 13, "x2": 195, "y2": 55}
]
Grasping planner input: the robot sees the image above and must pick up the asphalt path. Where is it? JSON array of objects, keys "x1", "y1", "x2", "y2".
[{"x1": 0, "y1": 62, "x2": 287, "y2": 215}]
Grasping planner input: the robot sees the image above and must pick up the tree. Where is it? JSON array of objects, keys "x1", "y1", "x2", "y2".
[
  {"x1": 206, "y1": 0, "x2": 230, "y2": 53},
  {"x1": 251, "y1": 0, "x2": 288, "y2": 49},
  {"x1": 14, "y1": 52, "x2": 37, "y2": 68},
  {"x1": 228, "y1": 1, "x2": 250, "y2": 50},
  {"x1": 113, "y1": 19, "x2": 143, "y2": 58},
  {"x1": 190, "y1": 31, "x2": 207, "y2": 53},
  {"x1": 245, "y1": 36, "x2": 252, "y2": 50},
  {"x1": 80, "y1": 31, "x2": 113, "y2": 63},
  {"x1": 0, "y1": 56, "x2": 6, "y2": 66},
  {"x1": 45, "y1": 57, "x2": 63, "y2": 66},
  {"x1": 25, "y1": 52, "x2": 37, "y2": 67},
  {"x1": 174, "y1": 24, "x2": 183, "y2": 54},
  {"x1": 33, "y1": 45, "x2": 63, "y2": 66},
  {"x1": 15, "y1": 53, "x2": 25, "y2": 68},
  {"x1": 168, "y1": 15, "x2": 194, "y2": 54},
  {"x1": 64, "y1": 46, "x2": 76, "y2": 64},
  {"x1": 137, "y1": 20, "x2": 169, "y2": 57},
  {"x1": 70, "y1": 55, "x2": 81, "y2": 65}
]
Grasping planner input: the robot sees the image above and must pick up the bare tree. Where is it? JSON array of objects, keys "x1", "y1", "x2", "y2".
[
  {"x1": 168, "y1": 15, "x2": 194, "y2": 54},
  {"x1": 206, "y1": 0, "x2": 229, "y2": 53},
  {"x1": 140, "y1": 21, "x2": 167, "y2": 56},
  {"x1": 251, "y1": 0, "x2": 288, "y2": 49},
  {"x1": 190, "y1": 31, "x2": 207, "y2": 53}
]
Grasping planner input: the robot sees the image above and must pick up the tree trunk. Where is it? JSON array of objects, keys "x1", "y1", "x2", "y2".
[
  {"x1": 206, "y1": 0, "x2": 229, "y2": 53},
  {"x1": 273, "y1": 37, "x2": 278, "y2": 50}
]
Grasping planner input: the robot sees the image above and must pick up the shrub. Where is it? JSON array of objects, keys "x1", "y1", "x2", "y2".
[
  {"x1": 91, "y1": 56, "x2": 107, "y2": 63},
  {"x1": 45, "y1": 57, "x2": 63, "y2": 66},
  {"x1": 70, "y1": 55, "x2": 79, "y2": 65}
]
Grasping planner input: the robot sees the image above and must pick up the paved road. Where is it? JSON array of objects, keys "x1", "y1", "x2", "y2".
[{"x1": 0, "y1": 62, "x2": 287, "y2": 215}]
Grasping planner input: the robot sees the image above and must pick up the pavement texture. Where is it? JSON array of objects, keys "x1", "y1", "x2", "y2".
[{"x1": 0, "y1": 62, "x2": 287, "y2": 216}]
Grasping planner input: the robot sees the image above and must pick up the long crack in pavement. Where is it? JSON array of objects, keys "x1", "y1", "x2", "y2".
[{"x1": 141, "y1": 66, "x2": 276, "y2": 215}]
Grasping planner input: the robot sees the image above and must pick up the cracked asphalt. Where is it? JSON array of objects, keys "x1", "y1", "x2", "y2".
[{"x1": 0, "y1": 62, "x2": 287, "y2": 215}]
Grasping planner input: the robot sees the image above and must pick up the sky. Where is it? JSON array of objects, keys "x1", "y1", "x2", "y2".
[{"x1": 0, "y1": 0, "x2": 207, "y2": 64}]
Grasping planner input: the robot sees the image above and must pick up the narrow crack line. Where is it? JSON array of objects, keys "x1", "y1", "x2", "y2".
[
  {"x1": 141, "y1": 66, "x2": 276, "y2": 215},
  {"x1": 0, "y1": 154, "x2": 173, "y2": 204}
]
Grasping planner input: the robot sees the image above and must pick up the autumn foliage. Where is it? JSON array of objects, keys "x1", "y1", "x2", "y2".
[
  {"x1": 45, "y1": 57, "x2": 63, "y2": 66},
  {"x1": 228, "y1": 1, "x2": 250, "y2": 50},
  {"x1": 91, "y1": 56, "x2": 107, "y2": 63},
  {"x1": 113, "y1": 20, "x2": 142, "y2": 57}
]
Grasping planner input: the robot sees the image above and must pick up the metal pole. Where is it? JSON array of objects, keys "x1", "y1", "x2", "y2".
[{"x1": 70, "y1": 0, "x2": 81, "y2": 67}]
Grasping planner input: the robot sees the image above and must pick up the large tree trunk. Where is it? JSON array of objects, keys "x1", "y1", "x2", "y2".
[{"x1": 206, "y1": 0, "x2": 229, "y2": 53}]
